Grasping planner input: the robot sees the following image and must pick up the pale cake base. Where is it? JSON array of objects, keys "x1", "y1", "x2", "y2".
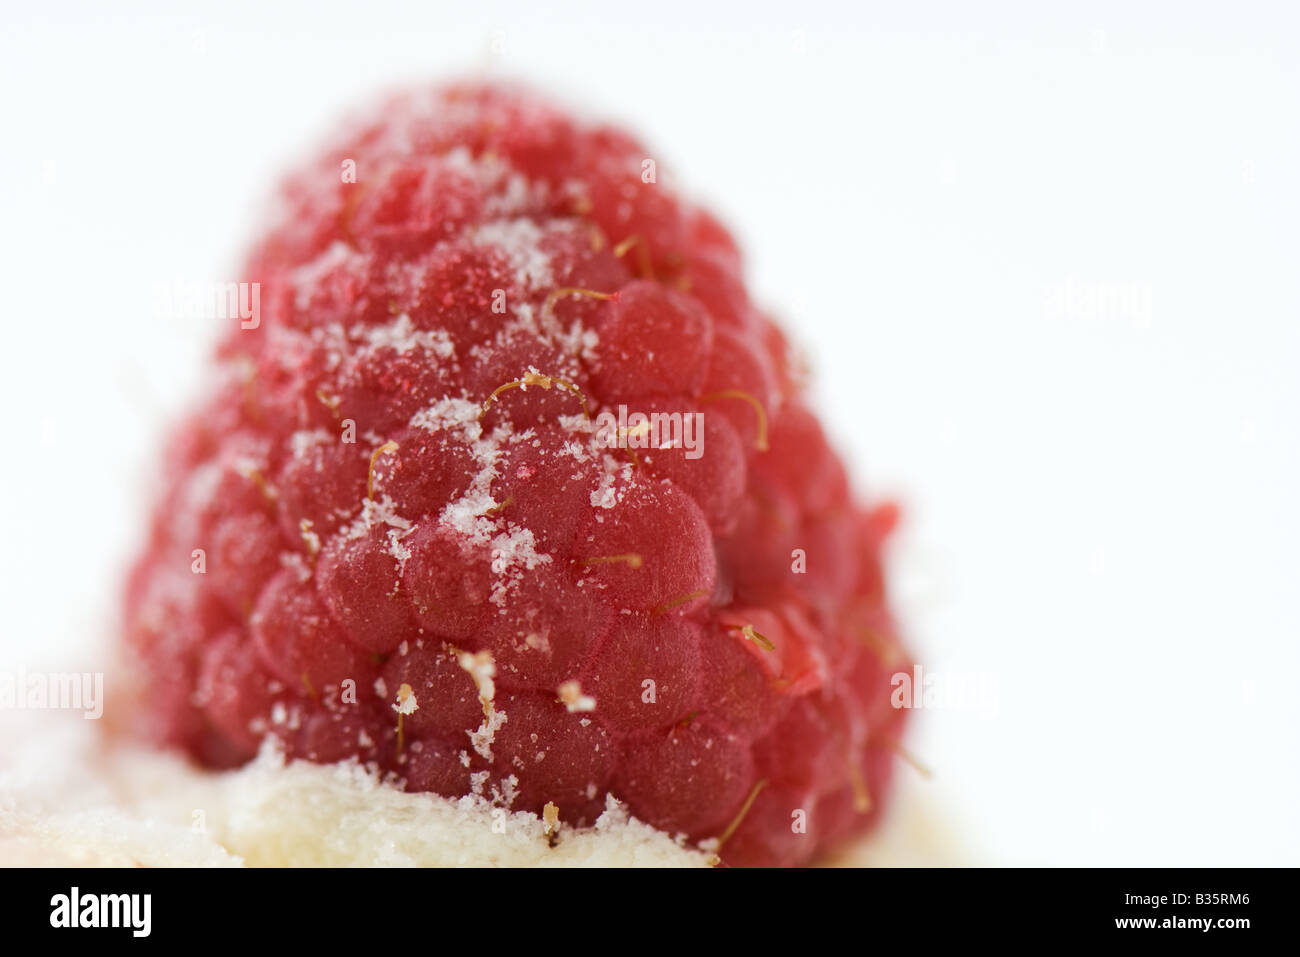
[{"x1": 0, "y1": 713, "x2": 961, "y2": 867}]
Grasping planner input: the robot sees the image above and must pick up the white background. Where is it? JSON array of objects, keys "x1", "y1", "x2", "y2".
[{"x1": 1, "y1": 0, "x2": 1296, "y2": 865}]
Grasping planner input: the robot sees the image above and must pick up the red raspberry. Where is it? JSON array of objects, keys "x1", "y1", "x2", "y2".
[
  {"x1": 250, "y1": 568, "x2": 372, "y2": 692},
  {"x1": 588, "y1": 280, "x2": 714, "y2": 397},
  {"x1": 121, "y1": 82, "x2": 913, "y2": 866}
]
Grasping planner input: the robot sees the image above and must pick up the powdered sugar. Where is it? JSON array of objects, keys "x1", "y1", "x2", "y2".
[
  {"x1": 290, "y1": 241, "x2": 356, "y2": 311},
  {"x1": 470, "y1": 218, "x2": 556, "y2": 290},
  {"x1": 341, "y1": 492, "x2": 412, "y2": 542},
  {"x1": 456, "y1": 650, "x2": 507, "y2": 761},
  {"x1": 289, "y1": 428, "x2": 333, "y2": 459},
  {"x1": 491, "y1": 774, "x2": 520, "y2": 809},
  {"x1": 557, "y1": 680, "x2": 596, "y2": 713},
  {"x1": 487, "y1": 527, "x2": 549, "y2": 605},
  {"x1": 468, "y1": 708, "x2": 507, "y2": 762},
  {"x1": 355, "y1": 313, "x2": 455, "y2": 359},
  {"x1": 482, "y1": 170, "x2": 544, "y2": 219},
  {"x1": 469, "y1": 770, "x2": 490, "y2": 796},
  {"x1": 408, "y1": 396, "x2": 483, "y2": 439},
  {"x1": 385, "y1": 527, "x2": 413, "y2": 568},
  {"x1": 589, "y1": 454, "x2": 634, "y2": 509},
  {"x1": 393, "y1": 683, "x2": 418, "y2": 716},
  {"x1": 409, "y1": 396, "x2": 554, "y2": 603}
]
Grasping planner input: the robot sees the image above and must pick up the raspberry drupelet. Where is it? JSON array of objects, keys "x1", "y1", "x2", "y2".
[{"x1": 122, "y1": 82, "x2": 912, "y2": 867}]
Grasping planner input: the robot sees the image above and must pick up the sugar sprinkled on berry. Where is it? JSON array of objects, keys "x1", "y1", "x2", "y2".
[{"x1": 121, "y1": 81, "x2": 912, "y2": 866}]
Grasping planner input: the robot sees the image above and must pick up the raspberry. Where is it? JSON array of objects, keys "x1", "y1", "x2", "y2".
[
  {"x1": 489, "y1": 690, "x2": 616, "y2": 822},
  {"x1": 379, "y1": 640, "x2": 482, "y2": 740},
  {"x1": 314, "y1": 526, "x2": 412, "y2": 652},
  {"x1": 480, "y1": 563, "x2": 613, "y2": 689},
  {"x1": 368, "y1": 425, "x2": 476, "y2": 518},
  {"x1": 121, "y1": 81, "x2": 913, "y2": 866},
  {"x1": 208, "y1": 512, "x2": 282, "y2": 615},
  {"x1": 404, "y1": 521, "x2": 496, "y2": 640},
  {"x1": 273, "y1": 437, "x2": 369, "y2": 542},
  {"x1": 580, "y1": 616, "x2": 702, "y2": 733},
  {"x1": 573, "y1": 477, "x2": 716, "y2": 615},
  {"x1": 614, "y1": 716, "x2": 756, "y2": 837},
  {"x1": 588, "y1": 280, "x2": 713, "y2": 398},
  {"x1": 250, "y1": 568, "x2": 371, "y2": 693},
  {"x1": 194, "y1": 630, "x2": 286, "y2": 762},
  {"x1": 488, "y1": 423, "x2": 600, "y2": 552},
  {"x1": 629, "y1": 395, "x2": 746, "y2": 534},
  {"x1": 400, "y1": 736, "x2": 473, "y2": 795}
]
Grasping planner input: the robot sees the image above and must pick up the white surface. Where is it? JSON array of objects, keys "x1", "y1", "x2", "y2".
[{"x1": 1, "y1": 0, "x2": 1297, "y2": 865}]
